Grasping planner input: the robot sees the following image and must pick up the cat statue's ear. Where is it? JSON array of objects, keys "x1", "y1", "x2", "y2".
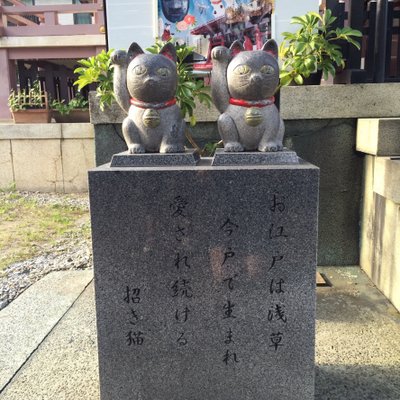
[
  {"x1": 230, "y1": 40, "x2": 244, "y2": 57},
  {"x1": 262, "y1": 39, "x2": 278, "y2": 59},
  {"x1": 127, "y1": 42, "x2": 144, "y2": 60},
  {"x1": 160, "y1": 42, "x2": 177, "y2": 63}
]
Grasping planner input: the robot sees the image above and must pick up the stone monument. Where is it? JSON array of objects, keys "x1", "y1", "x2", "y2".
[
  {"x1": 89, "y1": 40, "x2": 319, "y2": 400},
  {"x1": 89, "y1": 166, "x2": 319, "y2": 400}
]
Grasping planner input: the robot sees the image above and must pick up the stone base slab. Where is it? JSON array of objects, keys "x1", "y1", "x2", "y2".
[
  {"x1": 110, "y1": 150, "x2": 200, "y2": 167},
  {"x1": 212, "y1": 148, "x2": 299, "y2": 166}
]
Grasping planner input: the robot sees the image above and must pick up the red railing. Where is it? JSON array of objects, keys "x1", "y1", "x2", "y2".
[{"x1": 0, "y1": 0, "x2": 104, "y2": 37}]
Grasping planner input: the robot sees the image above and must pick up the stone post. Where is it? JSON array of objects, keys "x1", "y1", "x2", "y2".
[{"x1": 0, "y1": 49, "x2": 16, "y2": 120}]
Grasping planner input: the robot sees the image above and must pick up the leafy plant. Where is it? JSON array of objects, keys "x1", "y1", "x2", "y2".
[
  {"x1": 202, "y1": 140, "x2": 223, "y2": 157},
  {"x1": 68, "y1": 92, "x2": 89, "y2": 109},
  {"x1": 51, "y1": 93, "x2": 89, "y2": 115},
  {"x1": 8, "y1": 80, "x2": 47, "y2": 111},
  {"x1": 8, "y1": 90, "x2": 26, "y2": 111},
  {"x1": 74, "y1": 49, "x2": 115, "y2": 111},
  {"x1": 279, "y1": 10, "x2": 362, "y2": 86},
  {"x1": 51, "y1": 99, "x2": 70, "y2": 115},
  {"x1": 146, "y1": 39, "x2": 212, "y2": 126}
]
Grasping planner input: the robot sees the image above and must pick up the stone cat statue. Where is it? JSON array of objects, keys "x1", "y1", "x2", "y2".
[
  {"x1": 111, "y1": 42, "x2": 185, "y2": 153},
  {"x1": 211, "y1": 40, "x2": 284, "y2": 152}
]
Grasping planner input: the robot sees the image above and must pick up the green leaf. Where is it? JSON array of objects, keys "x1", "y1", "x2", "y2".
[
  {"x1": 294, "y1": 74, "x2": 304, "y2": 85},
  {"x1": 280, "y1": 74, "x2": 293, "y2": 86},
  {"x1": 291, "y1": 16, "x2": 307, "y2": 26},
  {"x1": 308, "y1": 11, "x2": 322, "y2": 22},
  {"x1": 295, "y1": 42, "x2": 307, "y2": 54},
  {"x1": 279, "y1": 71, "x2": 292, "y2": 78},
  {"x1": 304, "y1": 58, "x2": 316, "y2": 71},
  {"x1": 346, "y1": 37, "x2": 361, "y2": 50},
  {"x1": 340, "y1": 27, "x2": 363, "y2": 37},
  {"x1": 182, "y1": 81, "x2": 197, "y2": 89}
]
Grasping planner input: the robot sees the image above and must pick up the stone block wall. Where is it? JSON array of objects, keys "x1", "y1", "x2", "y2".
[
  {"x1": 357, "y1": 118, "x2": 400, "y2": 312},
  {"x1": 0, "y1": 123, "x2": 95, "y2": 193}
]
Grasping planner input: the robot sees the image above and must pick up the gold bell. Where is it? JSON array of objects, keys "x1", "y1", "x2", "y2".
[
  {"x1": 245, "y1": 107, "x2": 263, "y2": 127},
  {"x1": 142, "y1": 109, "x2": 160, "y2": 128}
]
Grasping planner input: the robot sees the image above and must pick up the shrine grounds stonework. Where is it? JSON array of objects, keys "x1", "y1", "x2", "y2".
[{"x1": 88, "y1": 159, "x2": 319, "y2": 400}]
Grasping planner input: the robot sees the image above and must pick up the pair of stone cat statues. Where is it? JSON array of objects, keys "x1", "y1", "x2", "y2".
[{"x1": 111, "y1": 40, "x2": 284, "y2": 154}]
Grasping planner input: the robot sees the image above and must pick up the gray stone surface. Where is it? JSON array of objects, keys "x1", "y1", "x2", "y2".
[
  {"x1": 90, "y1": 83, "x2": 400, "y2": 125},
  {"x1": 0, "y1": 282, "x2": 99, "y2": 400},
  {"x1": 284, "y1": 119, "x2": 363, "y2": 266},
  {"x1": 94, "y1": 124, "x2": 127, "y2": 166},
  {"x1": 280, "y1": 83, "x2": 400, "y2": 120},
  {"x1": 357, "y1": 118, "x2": 400, "y2": 156},
  {"x1": 374, "y1": 157, "x2": 400, "y2": 204},
  {"x1": 89, "y1": 160, "x2": 319, "y2": 400},
  {"x1": 111, "y1": 150, "x2": 200, "y2": 167},
  {"x1": 0, "y1": 270, "x2": 93, "y2": 392},
  {"x1": 360, "y1": 156, "x2": 400, "y2": 312},
  {"x1": 212, "y1": 148, "x2": 298, "y2": 165},
  {"x1": 89, "y1": 93, "x2": 126, "y2": 125},
  {"x1": 315, "y1": 266, "x2": 400, "y2": 400}
]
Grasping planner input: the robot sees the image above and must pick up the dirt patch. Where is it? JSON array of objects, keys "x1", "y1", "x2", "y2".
[{"x1": 0, "y1": 190, "x2": 90, "y2": 272}]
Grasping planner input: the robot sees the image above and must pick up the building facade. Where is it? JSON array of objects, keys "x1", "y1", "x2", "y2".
[{"x1": 0, "y1": 0, "x2": 106, "y2": 120}]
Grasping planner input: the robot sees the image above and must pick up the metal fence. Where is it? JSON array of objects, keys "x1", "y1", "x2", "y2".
[{"x1": 327, "y1": 0, "x2": 400, "y2": 83}]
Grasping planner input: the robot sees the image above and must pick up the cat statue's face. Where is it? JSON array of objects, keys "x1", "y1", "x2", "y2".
[
  {"x1": 126, "y1": 43, "x2": 178, "y2": 104},
  {"x1": 227, "y1": 41, "x2": 279, "y2": 101}
]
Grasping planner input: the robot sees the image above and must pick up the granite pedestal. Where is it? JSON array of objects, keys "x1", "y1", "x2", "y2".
[
  {"x1": 89, "y1": 158, "x2": 319, "y2": 400},
  {"x1": 111, "y1": 150, "x2": 200, "y2": 167},
  {"x1": 212, "y1": 148, "x2": 299, "y2": 166}
]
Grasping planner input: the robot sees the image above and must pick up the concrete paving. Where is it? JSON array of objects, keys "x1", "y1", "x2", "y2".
[
  {"x1": 0, "y1": 266, "x2": 399, "y2": 399},
  {"x1": 0, "y1": 270, "x2": 93, "y2": 393}
]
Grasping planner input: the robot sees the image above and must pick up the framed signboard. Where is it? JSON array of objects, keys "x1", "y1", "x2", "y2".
[
  {"x1": 105, "y1": 0, "x2": 318, "y2": 53},
  {"x1": 157, "y1": 0, "x2": 275, "y2": 56}
]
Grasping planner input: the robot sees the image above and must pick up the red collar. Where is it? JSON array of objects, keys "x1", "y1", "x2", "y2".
[
  {"x1": 130, "y1": 97, "x2": 177, "y2": 109},
  {"x1": 229, "y1": 97, "x2": 275, "y2": 108}
]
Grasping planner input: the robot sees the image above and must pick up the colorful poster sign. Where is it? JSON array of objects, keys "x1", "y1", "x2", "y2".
[{"x1": 157, "y1": 0, "x2": 274, "y2": 57}]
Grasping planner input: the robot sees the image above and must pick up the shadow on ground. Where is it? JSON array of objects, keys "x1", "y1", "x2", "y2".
[{"x1": 316, "y1": 365, "x2": 400, "y2": 400}]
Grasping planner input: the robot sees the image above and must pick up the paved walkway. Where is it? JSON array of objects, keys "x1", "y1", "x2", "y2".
[{"x1": 0, "y1": 266, "x2": 399, "y2": 399}]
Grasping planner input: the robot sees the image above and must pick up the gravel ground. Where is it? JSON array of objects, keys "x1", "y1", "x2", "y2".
[{"x1": 0, "y1": 191, "x2": 93, "y2": 311}]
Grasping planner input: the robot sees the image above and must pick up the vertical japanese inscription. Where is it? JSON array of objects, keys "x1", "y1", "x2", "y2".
[
  {"x1": 169, "y1": 196, "x2": 193, "y2": 347},
  {"x1": 219, "y1": 217, "x2": 240, "y2": 366},
  {"x1": 267, "y1": 193, "x2": 289, "y2": 352},
  {"x1": 124, "y1": 286, "x2": 144, "y2": 346}
]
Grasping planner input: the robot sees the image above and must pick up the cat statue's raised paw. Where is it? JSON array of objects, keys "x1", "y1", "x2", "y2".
[
  {"x1": 211, "y1": 40, "x2": 284, "y2": 152},
  {"x1": 111, "y1": 42, "x2": 185, "y2": 154}
]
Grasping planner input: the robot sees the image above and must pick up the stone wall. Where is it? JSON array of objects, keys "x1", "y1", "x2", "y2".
[
  {"x1": 357, "y1": 119, "x2": 400, "y2": 312},
  {"x1": 0, "y1": 123, "x2": 95, "y2": 193}
]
